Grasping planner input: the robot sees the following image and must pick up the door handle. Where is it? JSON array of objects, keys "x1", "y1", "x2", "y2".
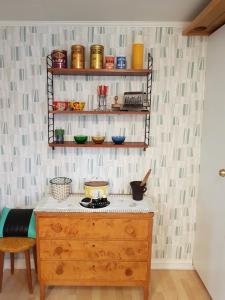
[{"x1": 219, "y1": 169, "x2": 225, "y2": 177}]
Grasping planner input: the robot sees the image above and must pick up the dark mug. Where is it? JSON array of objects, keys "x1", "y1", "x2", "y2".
[{"x1": 130, "y1": 181, "x2": 147, "y2": 201}]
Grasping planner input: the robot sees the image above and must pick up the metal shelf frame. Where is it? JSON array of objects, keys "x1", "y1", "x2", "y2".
[{"x1": 46, "y1": 53, "x2": 153, "y2": 150}]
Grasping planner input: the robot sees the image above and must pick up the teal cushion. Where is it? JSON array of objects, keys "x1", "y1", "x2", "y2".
[
  {"x1": 0, "y1": 207, "x2": 36, "y2": 238},
  {"x1": 0, "y1": 207, "x2": 10, "y2": 237},
  {"x1": 28, "y1": 212, "x2": 36, "y2": 238}
]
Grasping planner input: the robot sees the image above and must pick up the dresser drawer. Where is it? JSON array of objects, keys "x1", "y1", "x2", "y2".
[
  {"x1": 41, "y1": 260, "x2": 147, "y2": 281},
  {"x1": 38, "y1": 217, "x2": 150, "y2": 240},
  {"x1": 39, "y1": 240, "x2": 149, "y2": 261}
]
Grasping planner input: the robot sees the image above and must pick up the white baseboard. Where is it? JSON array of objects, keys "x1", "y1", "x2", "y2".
[
  {"x1": 3, "y1": 257, "x2": 193, "y2": 270},
  {"x1": 151, "y1": 259, "x2": 193, "y2": 270}
]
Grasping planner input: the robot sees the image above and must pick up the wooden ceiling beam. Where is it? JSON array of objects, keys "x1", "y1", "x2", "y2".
[{"x1": 183, "y1": 0, "x2": 225, "y2": 36}]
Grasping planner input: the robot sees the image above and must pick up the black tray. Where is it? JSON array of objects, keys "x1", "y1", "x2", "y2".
[{"x1": 80, "y1": 199, "x2": 110, "y2": 209}]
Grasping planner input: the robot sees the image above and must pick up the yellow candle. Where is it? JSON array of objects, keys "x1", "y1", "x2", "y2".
[{"x1": 132, "y1": 43, "x2": 144, "y2": 69}]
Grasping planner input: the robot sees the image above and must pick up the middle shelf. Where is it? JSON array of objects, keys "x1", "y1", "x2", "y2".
[{"x1": 50, "y1": 110, "x2": 150, "y2": 115}]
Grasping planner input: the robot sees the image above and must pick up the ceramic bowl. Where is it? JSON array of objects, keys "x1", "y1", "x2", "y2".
[
  {"x1": 74, "y1": 135, "x2": 88, "y2": 144},
  {"x1": 70, "y1": 101, "x2": 85, "y2": 111},
  {"x1": 92, "y1": 136, "x2": 105, "y2": 144},
  {"x1": 111, "y1": 136, "x2": 126, "y2": 144}
]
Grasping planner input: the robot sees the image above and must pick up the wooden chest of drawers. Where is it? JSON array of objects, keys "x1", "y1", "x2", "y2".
[{"x1": 35, "y1": 212, "x2": 154, "y2": 300}]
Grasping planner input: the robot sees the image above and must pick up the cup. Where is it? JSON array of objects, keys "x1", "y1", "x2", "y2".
[{"x1": 130, "y1": 181, "x2": 147, "y2": 201}]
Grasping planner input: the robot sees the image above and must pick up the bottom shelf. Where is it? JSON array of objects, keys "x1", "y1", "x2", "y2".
[{"x1": 49, "y1": 141, "x2": 148, "y2": 149}]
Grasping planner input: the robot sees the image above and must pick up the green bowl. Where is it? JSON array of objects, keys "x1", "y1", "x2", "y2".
[{"x1": 74, "y1": 135, "x2": 88, "y2": 144}]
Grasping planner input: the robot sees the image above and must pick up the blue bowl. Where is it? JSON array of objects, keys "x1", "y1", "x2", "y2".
[{"x1": 112, "y1": 136, "x2": 126, "y2": 144}]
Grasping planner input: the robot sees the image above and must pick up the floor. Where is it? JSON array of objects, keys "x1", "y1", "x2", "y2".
[{"x1": 0, "y1": 270, "x2": 212, "y2": 300}]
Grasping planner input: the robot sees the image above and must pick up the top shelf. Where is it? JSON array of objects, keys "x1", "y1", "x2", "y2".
[{"x1": 48, "y1": 68, "x2": 151, "y2": 76}]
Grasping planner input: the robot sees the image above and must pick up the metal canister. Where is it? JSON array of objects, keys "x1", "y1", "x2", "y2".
[
  {"x1": 116, "y1": 56, "x2": 126, "y2": 69},
  {"x1": 84, "y1": 181, "x2": 109, "y2": 198},
  {"x1": 51, "y1": 50, "x2": 67, "y2": 68},
  {"x1": 71, "y1": 45, "x2": 85, "y2": 69},
  {"x1": 90, "y1": 44, "x2": 104, "y2": 69}
]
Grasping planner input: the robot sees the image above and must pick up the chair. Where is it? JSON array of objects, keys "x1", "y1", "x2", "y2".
[{"x1": 0, "y1": 237, "x2": 36, "y2": 293}]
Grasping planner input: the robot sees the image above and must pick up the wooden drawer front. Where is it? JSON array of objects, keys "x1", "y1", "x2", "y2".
[
  {"x1": 38, "y1": 218, "x2": 149, "y2": 240},
  {"x1": 41, "y1": 260, "x2": 147, "y2": 281},
  {"x1": 40, "y1": 240, "x2": 149, "y2": 261}
]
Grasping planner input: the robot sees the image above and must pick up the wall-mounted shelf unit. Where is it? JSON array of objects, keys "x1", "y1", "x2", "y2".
[{"x1": 47, "y1": 53, "x2": 153, "y2": 150}]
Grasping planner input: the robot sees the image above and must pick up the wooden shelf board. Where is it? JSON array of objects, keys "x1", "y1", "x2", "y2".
[
  {"x1": 48, "y1": 68, "x2": 150, "y2": 76},
  {"x1": 183, "y1": 0, "x2": 225, "y2": 36},
  {"x1": 49, "y1": 141, "x2": 149, "y2": 149},
  {"x1": 49, "y1": 110, "x2": 149, "y2": 115}
]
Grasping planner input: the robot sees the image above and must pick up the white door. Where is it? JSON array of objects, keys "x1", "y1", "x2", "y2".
[{"x1": 193, "y1": 25, "x2": 225, "y2": 300}]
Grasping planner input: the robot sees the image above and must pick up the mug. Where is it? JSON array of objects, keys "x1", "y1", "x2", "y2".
[{"x1": 130, "y1": 181, "x2": 147, "y2": 201}]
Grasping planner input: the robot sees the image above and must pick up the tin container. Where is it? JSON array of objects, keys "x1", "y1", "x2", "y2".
[
  {"x1": 51, "y1": 50, "x2": 67, "y2": 68},
  {"x1": 116, "y1": 56, "x2": 126, "y2": 69},
  {"x1": 84, "y1": 181, "x2": 109, "y2": 198},
  {"x1": 71, "y1": 45, "x2": 85, "y2": 69},
  {"x1": 90, "y1": 44, "x2": 104, "y2": 69},
  {"x1": 105, "y1": 55, "x2": 115, "y2": 69}
]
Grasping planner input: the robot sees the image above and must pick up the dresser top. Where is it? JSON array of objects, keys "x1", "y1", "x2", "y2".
[{"x1": 34, "y1": 194, "x2": 156, "y2": 213}]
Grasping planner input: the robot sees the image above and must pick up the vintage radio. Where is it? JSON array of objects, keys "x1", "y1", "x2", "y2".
[{"x1": 121, "y1": 92, "x2": 148, "y2": 111}]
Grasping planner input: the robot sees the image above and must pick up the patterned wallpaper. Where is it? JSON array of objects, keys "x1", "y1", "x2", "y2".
[{"x1": 0, "y1": 24, "x2": 207, "y2": 262}]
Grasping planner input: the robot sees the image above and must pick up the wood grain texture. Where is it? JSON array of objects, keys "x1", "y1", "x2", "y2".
[
  {"x1": 36, "y1": 212, "x2": 153, "y2": 300},
  {"x1": 39, "y1": 240, "x2": 149, "y2": 260},
  {"x1": 0, "y1": 270, "x2": 212, "y2": 300},
  {"x1": 50, "y1": 110, "x2": 149, "y2": 115},
  {"x1": 41, "y1": 260, "x2": 147, "y2": 281},
  {"x1": 38, "y1": 217, "x2": 150, "y2": 240},
  {"x1": 183, "y1": 0, "x2": 225, "y2": 36},
  {"x1": 49, "y1": 141, "x2": 149, "y2": 149},
  {"x1": 0, "y1": 238, "x2": 35, "y2": 253},
  {"x1": 48, "y1": 68, "x2": 151, "y2": 76}
]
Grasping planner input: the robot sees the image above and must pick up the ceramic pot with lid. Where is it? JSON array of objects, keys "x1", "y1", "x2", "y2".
[{"x1": 84, "y1": 181, "x2": 108, "y2": 198}]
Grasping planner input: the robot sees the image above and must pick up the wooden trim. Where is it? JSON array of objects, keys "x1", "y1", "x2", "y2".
[
  {"x1": 48, "y1": 68, "x2": 150, "y2": 76},
  {"x1": 49, "y1": 141, "x2": 149, "y2": 149},
  {"x1": 41, "y1": 279, "x2": 146, "y2": 286},
  {"x1": 50, "y1": 110, "x2": 149, "y2": 115},
  {"x1": 183, "y1": 0, "x2": 225, "y2": 36},
  {"x1": 35, "y1": 212, "x2": 154, "y2": 219}
]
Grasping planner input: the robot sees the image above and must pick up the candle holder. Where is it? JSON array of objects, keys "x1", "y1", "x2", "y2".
[{"x1": 98, "y1": 95, "x2": 107, "y2": 110}]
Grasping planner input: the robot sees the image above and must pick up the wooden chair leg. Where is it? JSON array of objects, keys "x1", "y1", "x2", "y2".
[
  {"x1": 0, "y1": 252, "x2": 5, "y2": 292},
  {"x1": 10, "y1": 253, "x2": 14, "y2": 275},
  {"x1": 24, "y1": 250, "x2": 33, "y2": 294},
  {"x1": 32, "y1": 246, "x2": 37, "y2": 274}
]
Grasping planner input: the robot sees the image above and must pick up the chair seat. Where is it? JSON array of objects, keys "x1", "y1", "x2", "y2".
[{"x1": 0, "y1": 237, "x2": 35, "y2": 253}]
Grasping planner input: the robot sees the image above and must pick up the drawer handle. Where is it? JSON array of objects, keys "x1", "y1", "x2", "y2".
[
  {"x1": 125, "y1": 225, "x2": 135, "y2": 235},
  {"x1": 51, "y1": 223, "x2": 62, "y2": 233},
  {"x1": 92, "y1": 265, "x2": 96, "y2": 272},
  {"x1": 92, "y1": 222, "x2": 95, "y2": 226},
  {"x1": 56, "y1": 264, "x2": 64, "y2": 275},
  {"x1": 125, "y1": 268, "x2": 133, "y2": 276},
  {"x1": 54, "y1": 246, "x2": 63, "y2": 255},
  {"x1": 92, "y1": 244, "x2": 95, "y2": 248}
]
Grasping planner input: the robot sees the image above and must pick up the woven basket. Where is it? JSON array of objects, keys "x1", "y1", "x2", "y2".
[{"x1": 50, "y1": 177, "x2": 72, "y2": 201}]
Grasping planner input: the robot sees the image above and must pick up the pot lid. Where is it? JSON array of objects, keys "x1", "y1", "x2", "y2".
[{"x1": 85, "y1": 181, "x2": 108, "y2": 187}]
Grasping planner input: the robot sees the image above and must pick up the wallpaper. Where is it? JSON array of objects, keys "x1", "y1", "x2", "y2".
[{"x1": 0, "y1": 24, "x2": 207, "y2": 262}]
